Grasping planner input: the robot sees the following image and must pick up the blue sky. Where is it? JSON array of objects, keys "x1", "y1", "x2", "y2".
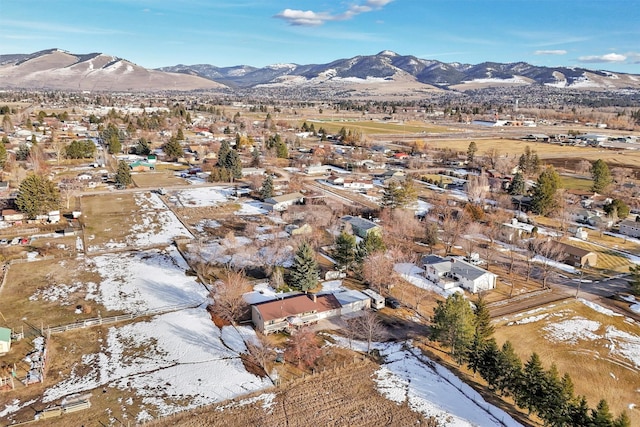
[{"x1": 1, "y1": 0, "x2": 639, "y2": 73}]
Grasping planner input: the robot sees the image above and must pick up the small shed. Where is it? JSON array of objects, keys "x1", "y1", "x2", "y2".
[{"x1": 0, "y1": 327, "x2": 11, "y2": 354}]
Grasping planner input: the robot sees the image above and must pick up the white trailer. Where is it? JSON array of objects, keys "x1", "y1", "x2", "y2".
[{"x1": 362, "y1": 289, "x2": 385, "y2": 310}]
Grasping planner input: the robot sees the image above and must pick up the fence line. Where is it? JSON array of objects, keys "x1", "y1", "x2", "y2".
[{"x1": 45, "y1": 301, "x2": 204, "y2": 335}]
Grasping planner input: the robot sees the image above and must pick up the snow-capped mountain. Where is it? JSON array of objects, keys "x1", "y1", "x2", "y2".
[
  {"x1": 0, "y1": 49, "x2": 225, "y2": 91},
  {"x1": 1, "y1": 48, "x2": 639, "y2": 92}
]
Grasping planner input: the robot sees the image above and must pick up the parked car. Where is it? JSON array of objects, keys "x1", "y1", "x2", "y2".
[
  {"x1": 10, "y1": 237, "x2": 20, "y2": 245},
  {"x1": 0, "y1": 239, "x2": 7, "y2": 245},
  {"x1": 385, "y1": 297, "x2": 401, "y2": 309}
]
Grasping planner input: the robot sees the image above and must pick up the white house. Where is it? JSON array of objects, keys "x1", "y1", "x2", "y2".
[
  {"x1": 264, "y1": 192, "x2": 304, "y2": 211},
  {"x1": 422, "y1": 255, "x2": 497, "y2": 294},
  {"x1": 619, "y1": 219, "x2": 640, "y2": 238},
  {"x1": 0, "y1": 327, "x2": 11, "y2": 355}
]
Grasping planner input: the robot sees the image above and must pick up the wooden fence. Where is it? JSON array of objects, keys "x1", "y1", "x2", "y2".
[{"x1": 44, "y1": 301, "x2": 204, "y2": 335}]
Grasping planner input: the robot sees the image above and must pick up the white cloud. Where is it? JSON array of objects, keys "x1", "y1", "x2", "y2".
[
  {"x1": 578, "y1": 53, "x2": 627, "y2": 63},
  {"x1": 274, "y1": 0, "x2": 393, "y2": 26},
  {"x1": 534, "y1": 50, "x2": 567, "y2": 55}
]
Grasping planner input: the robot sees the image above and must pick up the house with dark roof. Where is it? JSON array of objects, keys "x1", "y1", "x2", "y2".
[
  {"x1": 251, "y1": 293, "x2": 341, "y2": 334},
  {"x1": 340, "y1": 215, "x2": 381, "y2": 239},
  {"x1": 556, "y1": 241, "x2": 597, "y2": 267},
  {"x1": 422, "y1": 255, "x2": 497, "y2": 294}
]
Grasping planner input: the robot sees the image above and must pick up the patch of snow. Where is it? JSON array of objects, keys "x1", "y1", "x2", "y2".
[
  {"x1": 235, "y1": 201, "x2": 269, "y2": 215},
  {"x1": 578, "y1": 298, "x2": 622, "y2": 317},
  {"x1": 394, "y1": 263, "x2": 464, "y2": 297},
  {"x1": 630, "y1": 304, "x2": 640, "y2": 313},
  {"x1": 508, "y1": 313, "x2": 549, "y2": 325},
  {"x1": 175, "y1": 187, "x2": 232, "y2": 207},
  {"x1": 221, "y1": 326, "x2": 248, "y2": 353},
  {"x1": 605, "y1": 326, "x2": 640, "y2": 368},
  {"x1": 543, "y1": 317, "x2": 601, "y2": 344}
]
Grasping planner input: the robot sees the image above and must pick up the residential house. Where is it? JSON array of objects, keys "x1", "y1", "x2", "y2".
[
  {"x1": 331, "y1": 290, "x2": 371, "y2": 315},
  {"x1": 556, "y1": 242, "x2": 597, "y2": 267},
  {"x1": 422, "y1": 255, "x2": 497, "y2": 294},
  {"x1": 129, "y1": 161, "x2": 155, "y2": 172},
  {"x1": 304, "y1": 165, "x2": 332, "y2": 175},
  {"x1": 251, "y1": 293, "x2": 342, "y2": 334},
  {"x1": 264, "y1": 192, "x2": 304, "y2": 211},
  {"x1": 241, "y1": 168, "x2": 266, "y2": 177},
  {"x1": 0, "y1": 327, "x2": 11, "y2": 355},
  {"x1": 343, "y1": 177, "x2": 374, "y2": 190},
  {"x1": 2, "y1": 209, "x2": 25, "y2": 223},
  {"x1": 340, "y1": 215, "x2": 381, "y2": 239},
  {"x1": 619, "y1": 219, "x2": 640, "y2": 238}
]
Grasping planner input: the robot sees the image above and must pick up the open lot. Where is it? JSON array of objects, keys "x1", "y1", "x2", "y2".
[
  {"x1": 305, "y1": 119, "x2": 455, "y2": 136},
  {"x1": 493, "y1": 299, "x2": 640, "y2": 426}
]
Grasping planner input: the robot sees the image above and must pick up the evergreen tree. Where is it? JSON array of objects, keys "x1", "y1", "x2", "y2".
[
  {"x1": 226, "y1": 149, "x2": 242, "y2": 179},
  {"x1": 0, "y1": 140, "x2": 7, "y2": 169},
  {"x1": 65, "y1": 140, "x2": 96, "y2": 159},
  {"x1": 603, "y1": 199, "x2": 630, "y2": 219},
  {"x1": 276, "y1": 140, "x2": 289, "y2": 158},
  {"x1": 332, "y1": 232, "x2": 357, "y2": 271},
  {"x1": 477, "y1": 338, "x2": 501, "y2": 387},
  {"x1": 289, "y1": 241, "x2": 320, "y2": 292},
  {"x1": 518, "y1": 146, "x2": 540, "y2": 176},
  {"x1": 568, "y1": 396, "x2": 592, "y2": 427},
  {"x1": 135, "y1": 137, "x2": 151, "y2": 155},
  {"x1": 115, "y1": 160, "x2": 132, "y2": 187},
  {"x1": 613, "y1": 411, "x2": 632, "y2": 427},
  {"x1": 398, "y1": 178, "x2": 418, "y2": 207},
  {"x1": 539, "y1": 364, "x2": 572, "y2": 426},
  {"x1": 260, "y1": 175, "x2": 274, "y2": 200},
  {"x1": 430, "y1": 293, "x2": 475, "y2": 364},
  {"x1": 467, "y1": 141, "x2": 477, "y2": 164},
  {"x1": 163, "y1": 137, "x2": 183, "y2": 160},
  {"x1": 590, "y1": 399, "x2": 614, "y2": 427},
  {"x1": 16, "y1": 143, "x2": 31, "y2": 161},
  {"x1": 591, "y1": 159, "x2": 612, "y2": 193},
  {"x1": 381, "y1": 180, "x2": 403, "y2": 209},
  {"x1": 496, "y1": 340, "x2": 522, "y2": 397},
  {"x1": 108, "y1": 132, "x2": 121, "y2": 154},
  {"x1": 176, "y1": 127, "x2": 185, "y2": 141},
  {"x1": 468, "y1": 296, "x2": 495, "y2": 375},
  {"x1": 218, "y1": 140, "x2": 231, "y2": 167},
  {"x1": 531, "y1": 166, "x2": 560, "y2": 216},
  {"x1": 509, "y1": 171, "x2": 526, "y2": 195},
  {"x1": 356, "y1": 231, "x2": 385, "y2": 262},
  {"x1": 16, "y1": 174, "x2": 61, "y2": 219},
  {"x1": 250, "y1": 149, "x2": 261, "y2": 167},
  {"x1": 519, "y1": 352, "x2": 546, "y2": 415},
  {"x1": 628, "y1": 264, "x2": 640, "y2": 296}
]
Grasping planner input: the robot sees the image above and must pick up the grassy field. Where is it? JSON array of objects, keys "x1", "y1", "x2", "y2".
[
  {"x1": 565, "y1": 239, "x2": 634, "y2": 272},
  {"x1": 0, "y1": 257, "x2": 114, "y2": 330},
  {"x1": 79, "y1": 193, "x2": 140, "y2": 249},
  {"x1": 493, "y1": 299, "x2": 640, "y2": 426},
  {"x1": 131, "y1": 170, "x2": 189, "y2": 187},
  {"x1": 559, "y1": 175, "x2": 593, "y2": 191},
  {"x1": 304, "y1": 119, "x2": 454, "y2": 136}
]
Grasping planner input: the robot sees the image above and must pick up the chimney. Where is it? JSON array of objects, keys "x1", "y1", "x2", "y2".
[{"x1": 309, "y1": 293, "x2": 317, "y2": 303}]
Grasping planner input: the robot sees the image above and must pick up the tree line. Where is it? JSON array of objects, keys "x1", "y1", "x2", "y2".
[{"x1": 431, "y1": 294, "x2": 630, "y2": 426}]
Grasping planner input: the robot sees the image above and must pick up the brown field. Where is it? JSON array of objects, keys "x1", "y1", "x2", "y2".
[
  {"x1": 0, "y1": 257, "x2": 115, "y2": 331},
  {"x1": 493, "y1": 299, "x2": 640, "y2": 425},
  {"x1": 131, "y1": 170, "x2": 189, "y2": 188},
  {"x1": 147, "y1": 358, "x2": 428, "y2": 427}
]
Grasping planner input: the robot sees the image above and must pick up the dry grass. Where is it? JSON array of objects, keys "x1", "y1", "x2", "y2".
[
  {"x1": 493, "y1": 299, "x2": 640, "y2": 425},
  {"x1": 0, "y1": 257, "x2": 116, "y2": 330},
  {"x1": 565, "y1": 239, "x2": 633, "y2": 272},
  {"x1": 79, "y1": 193, "x2": 140, "y2": 249},
  {"x1": 305, "y1": 119, "x2": 453, "y2": 136},
  {"x1": 147, "y1": 357, "x2": 428, "y2": 427},
  {"x1": 131, "y1": 170, "x2": 189, "y2": 188}
]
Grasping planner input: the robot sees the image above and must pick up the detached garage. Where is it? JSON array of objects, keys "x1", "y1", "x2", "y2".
[
  {"x1": 0, "y1": 327, "x2": 11, "y2": 355},
  {"x1": 333, "y1": 290, "x2": 371, "y2": 315}
]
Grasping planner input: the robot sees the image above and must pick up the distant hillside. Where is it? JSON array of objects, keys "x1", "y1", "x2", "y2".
[
  {"x1": 1, "y1": 48, "x2": 639, "y2": 94},
  {"x1": 160, "y1": 50, "x2": 640, "y2": 91},
  {"x1": 0, "y1": 49, "x2": 226, "y2": 92}
]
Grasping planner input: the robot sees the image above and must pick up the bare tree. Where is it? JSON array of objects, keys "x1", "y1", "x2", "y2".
[
  {"x1": 345, "y1": 310, "x2": 387, "y2": 353},
  {"x1": 50, "y1": 137, "x2": 67, "y2": 166},
  {"x1": 461, "y1": 222, "x2": 482, "y2": 260},
  {"x1": 575, "y1": 160, "x2": 592, "y2": 176},
  {"x1": 246, "y1": 335, "x2": 275, "y2": 373},
  {"x1": 466, "y1": 173, "x2": 489, "y2": 204},
  {"x1": 361, "y1": 251, "x2": 395, "y2": 296},
  {"x1": 440, "y1": 209, "x2": 469, "y2": 255},
  {"x1": 285, "y1": 326, "x2": 322, "y2": 369},
  {"x1": 58, "y1": 177, "x2": 83, "y2": 210},
  {"x1": 530, "y1": 238, "x2": 564, "y2": 288},
  {"x1": 211, "y1": 268, "x2": 252, "y2": 323}
]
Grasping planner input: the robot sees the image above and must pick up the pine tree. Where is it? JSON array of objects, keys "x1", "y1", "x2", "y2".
[
  {"x1": 496, "y1": 341, "x2": 522, "y2": 397},
  {"x1": 509, "y1": 171, "x2": 526, "y2": 195},
  {"x1": 590, "y1": 399, "x2": 614, "y2": 427},
  {"x1": 568, "y1": 396, "x2": 591, "y2": 427},
  {"x1": 218, "y1": 140, "x2": 231, "y2": 167},
  {"x1": 467, "y1": 141, "x2": 477, "y2": 164},
  {"x1": 260, "y1": 175, "x2": 274, "y2": 200},
  {"x1": 135, "y1": 138, "x2": 151, "y2": 155},
  {"x1": 628, "y1": 264, "x2": 640, "y2": 296},
  {"x1": 430, "y1": 293, "x2": 475, "y2": 364},
  {"x1": 591, "y1": 159, "x2": 612, "y2": 193},
  {"x1": 477, "y1": 338, "x2": 501, "y2": 387},
  {"x1": 176, "y1": 128, "x2": 185, "y2": 141},
  {"x1": 115, "y1": 160, "x2": 132, "y2": 187},
  {"x1": 163, "y1": 137, "x2": 183, "y2": 160},
  {"x1": 108, "y1": 132, "x2": 121, "y2": 154},
  {"x1": 398, "y1": 178, "x2": 418, "y2": 207},
  {"x1": 0, "y1": 140, "x2": 7, "y2": 169},
  {"x1": 381, "y1": 180, "x2": 402, "y2": 209},
  {"x1": 333, "y1": 232, "x2": 356, "y2": 271},
  {"x1": 613, "y1": 411, "x2": 632, "y2": 427},
  {"x1": 531, "y1": 166, "x2": 560, "y2": 216},
  {"x1": 289, "y1": 241, "x2": 320, "y2": 292},
  {"x1": 519, "y1": 352, "x2": 546, "y2": 416},
  {"x1": 276, "y1": 140, "x2": 289, "y2": 158},
  {"x1": 356, "y1": 231, "x2": 385, "y2": 263},
  {"x1": 468, "y1": 296, "x2": 495, "y2": 375},
  {"x1": 226, "y1": 149, "x2": 242, "y2": 179},
  {"x1": 16, "y1": 174, "x2": 61, "y2": 219}
]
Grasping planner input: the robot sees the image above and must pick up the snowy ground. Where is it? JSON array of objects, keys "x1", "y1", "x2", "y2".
[
  {"x1": 42, "y1": 308, "x2": 271, "y2": 422},
  {"x1": 394, "y1": 263, "x2": 464, "y2": 297},
  {"x1": 332, "y1": 337, "x2": 522, "y2": 427},
  {"x1": 505, "y1": 299, "x2": 640, "y2": 369}
]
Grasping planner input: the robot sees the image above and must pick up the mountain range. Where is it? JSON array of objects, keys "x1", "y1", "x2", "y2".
[{"x1": 1, "y1": 48, "x2": 639, "y2": 93}]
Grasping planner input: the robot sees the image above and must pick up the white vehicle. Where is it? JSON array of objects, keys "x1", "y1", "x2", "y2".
[{"x1": 362, "y1": 288, "x2": 385, "y2": 310}]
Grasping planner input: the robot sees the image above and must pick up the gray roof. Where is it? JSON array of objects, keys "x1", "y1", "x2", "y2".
[
  {"x1": 341, "y1": 215, "x2": 378, "y2": 231},
  {"x1": 422, "y1": 255, "x2": 491, "y2": 281},
  {"x1": 332, "y1": 289, "x2": 370, "y2": 306}
]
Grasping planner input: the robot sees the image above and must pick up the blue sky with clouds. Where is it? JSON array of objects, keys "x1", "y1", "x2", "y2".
[{"x1": 1, "y1": 0, "x2": 639, "y2": 73}]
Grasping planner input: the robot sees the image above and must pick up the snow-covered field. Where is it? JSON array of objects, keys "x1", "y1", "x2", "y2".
[
  {"x1": 333, "y1": 337, "x2": 522, "y2": 427},
  {"x1": 43, "y1": 309, "x2": 271, "y2": 422}
]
